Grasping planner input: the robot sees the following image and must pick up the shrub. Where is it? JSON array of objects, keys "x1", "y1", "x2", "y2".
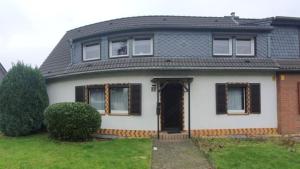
[
  {"x1": 44, "y1": 102, "x2": 101, "y2": 141},
  {"x1": 0, "y1": 62, "x2": 49, "y2": 136}
]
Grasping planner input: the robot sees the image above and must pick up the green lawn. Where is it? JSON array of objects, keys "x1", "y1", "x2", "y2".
[
  {"x1": 0, "y1": 134, "x2": 152, "y2": 169},
  {"x1": 194, "y1": 137, "x2": 300, "y2": 169}
]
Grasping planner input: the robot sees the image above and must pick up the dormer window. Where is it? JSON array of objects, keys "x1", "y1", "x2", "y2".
[
  {"x1": 213, "y1": 37, "x2": 232, "y2": 56},
  {"x1": 82, "y1": 42, "x2": 100, "y2": 61},
  {"x1": 133, "y1": 37, "x2": 153, "y2": 56},
  {"x1": 236, "y1": 38, "x2": 255, "y2": 56},
  {"x1": 110, "y1": 39, "x2": 129, "y2": 58}
]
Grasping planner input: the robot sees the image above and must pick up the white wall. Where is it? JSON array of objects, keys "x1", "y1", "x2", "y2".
[
  {"x1": 184, "y1": 72, "x2": 277, "y2": 130},
  {"x1": 47, "y1": 73, "x2": 157, "y2": 130},
  {"x1": 47, "y1": 71, "x2": 277, "y2": 131}
]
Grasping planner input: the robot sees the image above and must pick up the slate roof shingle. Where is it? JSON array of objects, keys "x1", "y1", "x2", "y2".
[
  {"x1": 43, "y1": 57, "x2": 279, "y2": 78},
  {"x1": 39, "y1": 15, "x2": 300, "y2": 79}
]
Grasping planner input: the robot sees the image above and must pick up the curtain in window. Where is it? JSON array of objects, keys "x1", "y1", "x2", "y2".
[
  {"x1": 89, "y1": 88, "x2": 105, "y2": 111},
  {"x1": 110, "y1": 88, "x2": 128, "y2": 113},
  {"x1": 228, "y1": 87, "x2": 244, "y2": 110}
]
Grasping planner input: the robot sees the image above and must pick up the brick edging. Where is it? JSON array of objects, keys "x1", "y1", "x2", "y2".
[{"x1": 97, "y1": 128, "x2": 278, "y2": 138}]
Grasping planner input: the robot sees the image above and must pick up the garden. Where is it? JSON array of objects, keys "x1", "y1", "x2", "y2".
[
  {"x1": 194, "y1": 137, "x2": 300, "y2": 169},
  {"x1": 0, "y1": 63, "x2": 152, "y2": 169}
]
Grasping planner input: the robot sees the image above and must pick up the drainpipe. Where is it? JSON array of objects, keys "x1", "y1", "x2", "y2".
[
  {"x1": 188, "y1": 82, "x2": 191, "y2": 138},
  {"x1": 156, "y1": 82, "x2": 160, "y2": 139}
]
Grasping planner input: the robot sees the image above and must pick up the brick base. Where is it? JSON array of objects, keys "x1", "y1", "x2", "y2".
[
  {"x1": 191, "y1": 128, "x2": 278, "y2": 137},
  {"x1": 97, "y1": 128, "x2": 278, "y2": 138},
  {"x1": 98, "y1": 129, "x2": 156, "y2": 138}
]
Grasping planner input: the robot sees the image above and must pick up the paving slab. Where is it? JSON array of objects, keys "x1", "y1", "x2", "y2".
[{"x1": 151, "y1": 139, "x2": 212, "y2": 169}]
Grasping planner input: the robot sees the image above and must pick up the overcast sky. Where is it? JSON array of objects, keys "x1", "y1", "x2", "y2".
[{"x1": 0, "y1": 0, "x2": 299, "y2": 70}]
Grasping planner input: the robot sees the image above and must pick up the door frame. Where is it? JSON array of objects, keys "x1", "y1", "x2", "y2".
[
  {"x1": 160, "y1": 82, "x2": 184, "y2": 132},
  {"x1": 151, "y1": 77, "x2": 193, "y2": 139}
]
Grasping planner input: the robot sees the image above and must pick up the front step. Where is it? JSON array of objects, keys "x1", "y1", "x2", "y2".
[{"x1": 158, "y1": 132, "x2": 189, "y2": 141}]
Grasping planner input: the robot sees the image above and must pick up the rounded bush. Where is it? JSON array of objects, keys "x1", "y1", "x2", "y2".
[
  {"x1": 0, "y1": 62, "x2": 49, "y2": 136},
  {"x1": 44, "y1": 102, "x2": 101, "y2": 141}
]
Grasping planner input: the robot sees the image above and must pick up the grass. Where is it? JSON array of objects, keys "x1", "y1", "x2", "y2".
[
  {"x1": 194, "y1": 137, "x2": 300, "y2": 169},
  {"x1": 0, "y1": 133, "x2": 152, "y2": 169}
]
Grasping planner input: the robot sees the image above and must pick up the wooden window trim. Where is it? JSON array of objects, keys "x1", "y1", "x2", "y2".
[{"x1": 87, "y1": 85, "x2": 105, "y2": 113}]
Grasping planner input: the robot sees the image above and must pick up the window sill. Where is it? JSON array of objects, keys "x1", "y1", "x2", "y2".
[
  {"x1": 227, "y1": 113, "x2": 248, "y2": 115},
  {"x1": 108, "y1": 113, "x2": 130, "y2": 116},
  {"x1": 236, "y1": 55, "x2": 256, "y2": 57},
  {"x1": 109, "y1": 55, "x2": 129, "y2": 59},
  {"x1": 132, "y1": 54, "x2": 153, "y2": 57},
  {"x1": 213, "y1": 55, "x2": 233, "y2": 57},
  {"x1": 82, "y1": 58, "x2": 101, "y2": 62}
]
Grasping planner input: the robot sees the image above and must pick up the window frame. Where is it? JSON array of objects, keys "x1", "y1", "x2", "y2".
[
  {"x1": 109, "y1": 39, "x2": 129, "y2": 58},
  {"x1": 88, "y1": 86, "x2": 105, "y2": 114},
  {"x1": 82, "y1": 42, "x2": 101, "y2": 61},
  {"x1": 109, "y1": 85, "x2": 129, "y2": 115},
  {"x1": 132, "y1": 37, "x2": 154, "y2": 56},
  {"x1": 213, "y1": 37, "x2": 233, "y2": 56},
  {"x1": 235, "y1": 38, "x2": 255, "y2": 56},
  {"x1": 227, "y1": 85, "x2": 246, "y2": 114}
]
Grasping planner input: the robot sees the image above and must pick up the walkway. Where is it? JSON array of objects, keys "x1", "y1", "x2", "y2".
[{"x1": 151, "y1": 139, "x2": 212, "y2": 169}]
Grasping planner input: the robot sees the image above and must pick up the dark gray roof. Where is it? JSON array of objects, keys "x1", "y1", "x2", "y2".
[
  {"x1": 43, "y1": 57, "x2": 278, "y2": 78},
  {"x1": 68, "y1": 16, "x2": 273, "y2": 40},
  {"x1": 275, "y1": 59, "x2": 300, "y2": 71},
  {"x1": 40, "y1": 15, "x2": 277, "y2": 79},
  {"x1": 0, "y1": 63, "x2": 6, "y2": 73},
  {"x1": 0, "y1": 62, "x2": 7, "y2": 81}
]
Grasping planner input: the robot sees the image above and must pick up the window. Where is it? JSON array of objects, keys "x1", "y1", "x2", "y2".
[
  {"x1": 216, "y1": 83, "x2": 261, "y2": 115},
  {"x1": 227, "y1": 86, "x2": 245, "y2": 114},
  {"x1": 89, "y1": 88, "x2": 105, "y2": 113},
  {"x1": 83, "y1": 43, "x2": 100, "y2": 61},
  {"x1": 110, "y1": 87, "x2": 129, "y2": 114},
  {"x1": 236, "y1": 38, "x2": 255, "y2": 56},
  {"x1": 213, "y1": 38, "x2": 232, "y2": 56},
  {"x1": 110, "y1": 40, "x2": 129, "y2": 58},
  {"x1": 133, "y1": 38, "x2": 153, "y2": 56}
]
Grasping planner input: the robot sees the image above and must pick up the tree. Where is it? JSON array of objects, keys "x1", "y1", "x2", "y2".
[{"x1": 0, "y1": 62, "x2": 49, "y2": 136}]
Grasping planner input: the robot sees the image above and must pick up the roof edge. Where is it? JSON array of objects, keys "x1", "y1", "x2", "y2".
[
  {"x1": 44, "y1": 66, "x2": 279, "y2": 80},
  {"x1": 272, "y1": 16, "x2": 300, "y2": 26},
  {"x1": 0, "y1": 63, "x2": 7, "y2": 74}
]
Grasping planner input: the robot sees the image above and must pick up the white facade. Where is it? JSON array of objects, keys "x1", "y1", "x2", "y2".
[{"x1": 47, "y1": 71, "x2": 277, "y2": 131}]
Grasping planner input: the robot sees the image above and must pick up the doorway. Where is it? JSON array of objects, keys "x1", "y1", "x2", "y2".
[{"x1": 161, "y1": 83, "x2": 183, "y2": 133}]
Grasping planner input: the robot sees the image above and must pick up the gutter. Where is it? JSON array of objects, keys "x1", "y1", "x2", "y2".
[{"x1": 44, "y1": 66, "x2": 279, "y2": 80}]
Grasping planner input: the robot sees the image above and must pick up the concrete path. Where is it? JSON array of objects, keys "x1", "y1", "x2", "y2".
[{"x1": 151, "y1": 139, "x2": 212, "y2": 169}]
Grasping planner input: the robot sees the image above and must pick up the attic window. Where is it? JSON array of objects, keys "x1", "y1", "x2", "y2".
[
  {"x1": 133, "y1": 37, "x2": 153, "y2": 56},
  {"x1": 110, "y1": 39, "x2": 129, "y2": 58},
  {"x1": 83, "y1": 42, "x2": 100, "y2": 61},
  {"x1": 213, "y1": 37, "x2": 232, "y2": 56},
  {"x1": 236, "y1": 38, "x2": 255, "y2": 56}
]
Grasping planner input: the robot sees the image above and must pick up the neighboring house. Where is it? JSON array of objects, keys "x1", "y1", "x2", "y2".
[
  {"x1": 0, "y1": 62, "x2": 7, "y2": 83},
  {"x1": 40, "y1": 14, "x2": 300, "y2": 138}
]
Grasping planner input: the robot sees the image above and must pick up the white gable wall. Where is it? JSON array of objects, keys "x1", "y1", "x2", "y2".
[{"x1": 46, "y1": 71, "x2": 277, "y2": 131}]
